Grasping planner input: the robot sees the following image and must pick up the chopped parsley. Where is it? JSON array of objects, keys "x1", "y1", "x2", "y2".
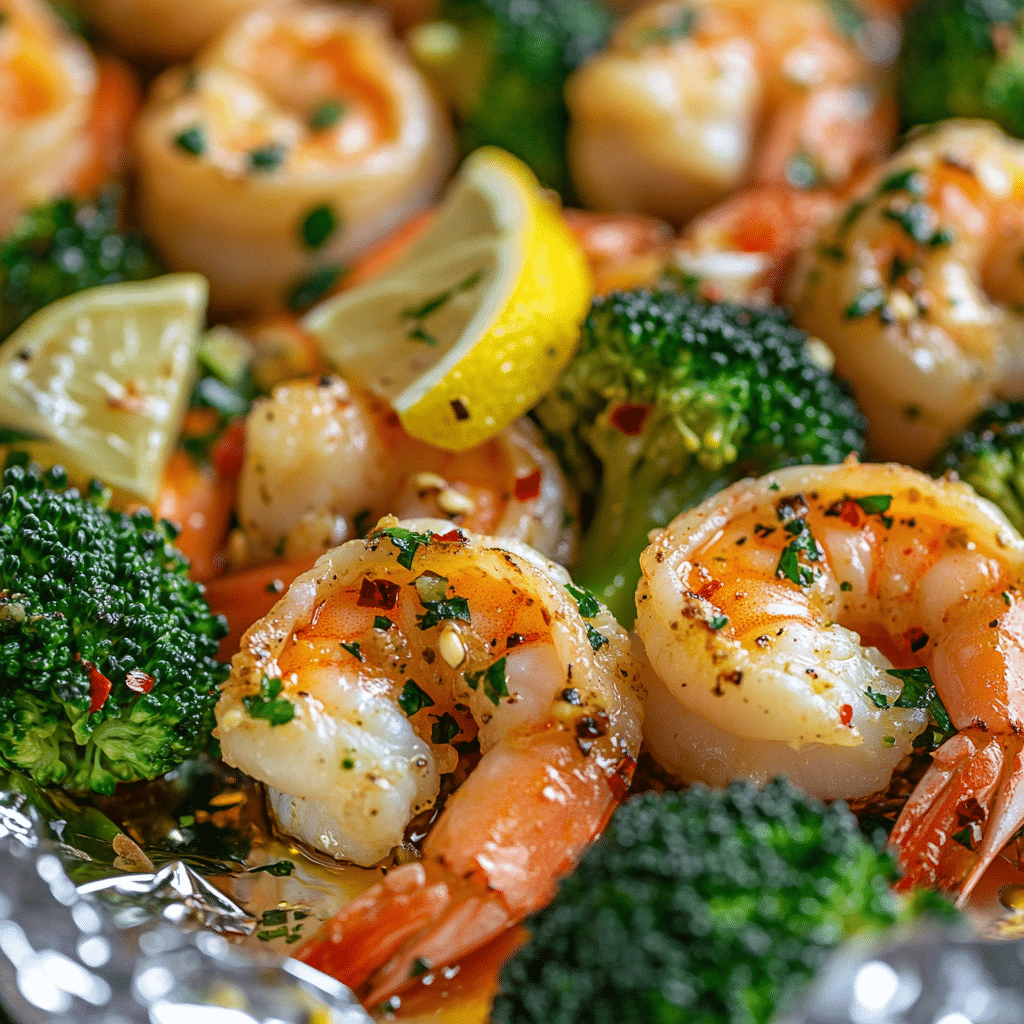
[
  {"x1": 398, "y1": 680, "x2": 435, "y2": 716},
  {"x1": 566, "y1": 583, "x2": 602, "y2": 618},
  {"x1": 243, "y1": 676, "x2": 295, "y2": 726},
  {"x1": 248, "y1": 860, "x2": 296, "y2": 877},
  {"x1": 174, "y1": 125, "x2": 206, "y2": 156},
  {"x1": 709, "y1": 614, "x2": 729, "y2": 630},
  {"x1": 286, "y1": 265, "x2": 343, "y2": 311},
  {"x1": 886, "y1": 665, "x2": 955, "y2": 750},
  {"x1": 309, "y1": 100, "x2": 347, "y2": 132},
  {"x1": 301, "y1": 204, "x2": 338, "y2": 249},
  {"x1": 774, "y1": 511, "x2": 823, "y2": 588},
  {"x1": 881, "y1": 203, "x2": 952, "y2": 248},
  {"x1": 586, "y1": 622, "x2": 609, "y2": 651},
  {"x1": 844, "y1": 287, "x2": 886, "y2": 320},
  {"x1": 248, "y1": 144, "x2": 285, "y2": 172},
  {"x1": 416, "y1": 596, "x2": 472, "y2": 630},
  {"x1": 876, "y1": 167, "x2": 925, "y2": 198},
  {"x1": 341, "y1": 641, "x2": 363, "y2": 661},
  {"x1": 373, "y1": 615, "x2": 393, "y2": 631},
  {"x1": 430, "y1": 712, "x2": 461, "y2": 745},
  {"x1": 465, "y1": 656, "x2": 508, "y2": 706},
  {"x1": 373, "y1": 526, "x2": 433, "y2": 569}
]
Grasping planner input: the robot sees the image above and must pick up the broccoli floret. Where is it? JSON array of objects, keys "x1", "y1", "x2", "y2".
[
  {"x1": 0, "y1": 464, "x2": 228, "y2": 796},
  {"x1": 897, "y1": 0, "x2": 1024, "y2": 136},
  {"x1": 492, "y1": 779, "x2": 957, "y2": 1024},
  {"x1": 411, "y1": 0, "x2": 609, "y2": 195},
  {"x1": 533, "y1": 290, "x2": 866, "y2": 624},
  {"x1": 932, "y1": 400, "x2": 1024, "y2": 532},
  {"x1": 0, "y1": 189, "x2": 161, "y2": 341}
]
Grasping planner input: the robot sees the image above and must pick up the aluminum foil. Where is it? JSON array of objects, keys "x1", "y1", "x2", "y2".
[{"x1": 0, "y1": 776, "x2": 374, "y2": 1024}]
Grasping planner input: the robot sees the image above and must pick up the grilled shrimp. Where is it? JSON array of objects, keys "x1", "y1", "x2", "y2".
[
  {"x1": 78, "y1": 0, "x2": 284, "y2": 64},
  {"x1": 216, "y1": 519, "x2": 644, "y2": 1001},
  {"x1": 230, "y1": 376, "x2": 576, "y2": 567},
  {"x1": 789, "y1": 120, "x2": 1024, "y2": 466},
  {"x1": 565, "y1": 0, "x2": 897, "y2": 224},
  {"x1": 636, "y1": 459, "x2": 1024, "y2": 903},
  {"x1": 0, "y1": 0, "x2": 97, "y2": 232},
  {"x1": 134, "y1": 3, "x2": 454, "y2": 314}
]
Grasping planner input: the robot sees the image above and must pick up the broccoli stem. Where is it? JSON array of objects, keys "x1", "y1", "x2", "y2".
[{"x1": 573, "y1": 448, "x2": 730, "y2": 624}]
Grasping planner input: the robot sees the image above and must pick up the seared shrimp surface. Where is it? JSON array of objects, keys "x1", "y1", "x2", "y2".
[
  {"x1": 636, "y1": 460, "x2": 1024, "y2": 902},
  {"x1": 230, "y1": 376, "x2": 576, "y2": 567},
  {"x1": 135, "y1": 3, "x2": 454, "y2": 313},
  {"x1": 566, "y1": 0, "x2": 897, "y2": 224},
  {"x1": 217, "y1": 519, "x2": 644, "y2": 998},
  {"x1": 0, "y1": 0, "x2": 97, "y2": 232},
  {"x1": 790, "y1": 120, "x2": 1024, "y2": 466}
]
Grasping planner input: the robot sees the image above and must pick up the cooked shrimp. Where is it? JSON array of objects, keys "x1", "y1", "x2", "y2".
[
  {"x1": 636, "y1": 459, "x2": 1024, "y2": 902},
  {"x1": 78, "y1": 0, "x2": 284, "y2": 64},
  {"x1": 789, "y1": 120, "x2": 1024, "y2": 467},
  {"x1": 668, "y1": 184, "x2": 839, "y2": 304},
  {"x1": 565, "y1": 0, "x2": 897, "y2": 225},
  {"x1": 216, "y1": 519, "x2": 644, "y2": 1000},
  {"x1": 0, "y1": 0, "x2": 97, "y2": 232},
  {"x1": 134, "y1": 3, "x2": 454, "y2": 314},
  {"x1": 230, "y1": 376, "x2": 576, "y2": 568}
]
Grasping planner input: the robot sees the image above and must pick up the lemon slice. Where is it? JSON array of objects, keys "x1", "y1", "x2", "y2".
[
  {"x1": 303, "y1": 147, "x2": 592, "y2": 450},
  {"x1": 0, "y1": 274, "x2": 208, "y2": 502}
]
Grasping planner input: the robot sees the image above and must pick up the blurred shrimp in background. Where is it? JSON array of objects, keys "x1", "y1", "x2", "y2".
[
  {"x1": 0, "y1": 0, "x2": 97, "y2": 231},
  {"x1": 565, "y1": 0, "x2": 900, "y2": 224},
  {"x1": 134, "y1": 3, "x2": 454, "y2": 315}
]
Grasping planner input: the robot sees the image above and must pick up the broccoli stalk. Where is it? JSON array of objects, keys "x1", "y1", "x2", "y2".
[
  {"x1": 408, "y1": 0, "x2": 609, "y2": 196},
  {"x1": 898, "y1": 0, "x2": 1024, "y2": 137},
  {"x1": 533, "y1": 291, "x2": 866, "y2": 624},
  {"x1": 932, "y1": 400, "x2": 1024, "y2": 532},
  {"x1": 492, "y1": 778, "x2": 957, "y2": 1024},
  {"x1": 0, "y1": 189, "x2": 161, "y2": 341},
  {"x1": 0, "y1": 464, "x2": 228, "y2": 796}
]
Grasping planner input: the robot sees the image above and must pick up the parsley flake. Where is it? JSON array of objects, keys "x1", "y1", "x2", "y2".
[
  {"x1": 398, "y1": 680, "x2": 435, "y2": 716},
  {"x1": 373, "y1": 526, "x2": 433, "y2": 569},
  {"x1": 341, "y1": 641, "x2": 363, "y2": 661},
  {"x1": 243, "y1": 675, "x2": 295, "y2": 726},
  {"x1": 430, "y1": 712, "x2": 461, "y2": 745},
  {"x1": 566, "y1": 583, "x2": 602, "y2": 618},
  {"x1": 465, "y1": 656, "x2": 508, "y2": 706},
  {"x1": 416, "y1": 596, "x2": 471, "y2": 630}
]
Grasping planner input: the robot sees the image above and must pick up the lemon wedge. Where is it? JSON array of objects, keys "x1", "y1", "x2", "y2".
[
  {"x1": 0, "y1": 274, "x2": 208, "y2": 502},
  {"x1": 303, "y1": 147, "x2": 592, "y2": 450}
]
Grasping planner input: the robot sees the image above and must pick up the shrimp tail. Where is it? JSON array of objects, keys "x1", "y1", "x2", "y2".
[
  {"x1": 890, "y1": 729, "x2": 1024, "y2": 905},
  {"x1": 296, "y1": 860, "x2": 514, "y2": 1005}
]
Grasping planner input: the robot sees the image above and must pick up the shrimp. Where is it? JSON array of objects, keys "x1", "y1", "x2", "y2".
[
  {"x1": 229, "y1": 376, "x2": 577, "y2": 570},
  {"x1": 564, "y1": 0, "x2": 897, "y2": 225},
  {"x1": 789, "y1": 120, "x2": 1024, "y2": 467},
  {"x1": 215, "y1": 519, "x2": 644, "y2": 1001},
  {"x1": 635, "y1": 459, "x2": 1024, "y2": 902},
  {"x1": 0, "y1": 0, "x2": 97, "y2": 232},
  {"x1": 669, "y1": 184, "x2": 839, "y2": 304},
  {"x1": 78, "y1": 0, "x2": 285, "y2": 64},
  {"x1": 134, "y1": 3, "x2": 454, "y2": 314}
]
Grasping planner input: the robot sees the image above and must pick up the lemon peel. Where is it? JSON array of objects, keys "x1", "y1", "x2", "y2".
[{"x1": 304, "y1": 147, "x2": 592, "y2": 450}]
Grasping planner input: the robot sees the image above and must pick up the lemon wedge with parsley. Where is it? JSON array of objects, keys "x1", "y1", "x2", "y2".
[
  {"x1": 303, "y1": 147, "x2": 592, "y2": 450},
  {"x1": 0, "y1": 274, "x2": 208, "y2": 502}
]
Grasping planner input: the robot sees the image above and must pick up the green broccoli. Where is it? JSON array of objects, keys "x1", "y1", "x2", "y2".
[
  {"x1": 492, "y1": 779, "x2": 957, "y2": 1024},
  {"x1": 0, "y1": 189, "x2": 161, "y2": 341},
  {"x1": 0, "y1": 463, "x2": 228, "y2": 796},
  {"x1": 409, "y1": 0, "x2": 609, "y2": 195},
  {"x1": 897, "y1": 0, "x2": 1024, "y2": 137},
  {"x1": 533, "y1": 290, "x2": 866, "y2": 624},
  {"x1": 932, "y1": 399, "x2": 1024, "y2": 532}
]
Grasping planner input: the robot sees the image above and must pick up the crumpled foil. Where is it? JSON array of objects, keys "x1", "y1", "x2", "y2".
[{"x1": 0, "y1": 793, "x2": 374, "y2": 1024}]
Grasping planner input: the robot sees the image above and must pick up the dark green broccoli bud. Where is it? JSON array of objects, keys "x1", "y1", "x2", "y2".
[
  {"x1": 0, "y1": 189, "x2": 162, "y2": 341},
  {"x1": 932, "y1": 400, "x2": 1024, "y2": 532},
  {"x1": 0, "y1": 464, "x2": 228, "y2": 796},
  {"x1": 411, "y1": 0, "x2": 610, "y2": 195},
  {"x1": 533, "y1": 290, "x2": 866, "y2": 624},
  {"x1": 897, "y1": 0, "x2": 1024, "y2": 137},
  {"x1": 492, "y1": 779, "x2": 957, "y2": 1024}
]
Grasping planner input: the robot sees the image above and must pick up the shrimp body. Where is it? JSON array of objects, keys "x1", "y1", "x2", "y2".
[
  {"x1": 636, "y1": 460, "x2": 1024, "y2": 901},
  {"x1": 790, "y1": 120, "x2": 1024, "y2": 466},
  {"x1": 79, "y1": 0, "x2": 284, "y2": 64},
  {"x1": 135, "y1": 4, "x2": 454, "y2": 313},
  {"x1": 0, "y1": 0, "x2": 97, "y2": 232},
  {"x1": 565, "y1": 0, "x2": 896, "y2": 224},
  {"x1": 217, "y1": 519, "x2": 644, "y2": 999},
  {"x1": 231, "y1": 376, "x2": 576, "y2": 567}
]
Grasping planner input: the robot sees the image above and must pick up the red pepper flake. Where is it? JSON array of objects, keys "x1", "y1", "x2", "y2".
[
  {"x1": 210, "y1": 419, "x2": 246, "y2": 481},
  {"x1": 904, "y1": 627, "x2": 929, "y2": 653},
  {"x1": 609, "y1": 403, "x2": 650, "y2": 436},
  {"x1": 357, "y1": 577, "x2": 400, "y2": 609},
  {"x1": 84, "y1": 660, "x2": 112, "y2": 714},
  {"x1": 697, "y1": 579, "x2": 722, "y2": 600},
  {"x1": 514, "y1": 469, "x2": 542, "y2": 502},
  {"x1": 608, "y1": 753, "x2": 637, "y2": 801},
  {"x1": 125, "y1": 669, "x2": 155, "y2": 693},
  {"x1": 430, "y1": 529, "x2": 463, "y2": 543},
  {"x1": 825, "y1": 499, "x2": 862, "y2": 527},
  {"x1": 839, "y1": 703, "x2": 853, "y2": 726},
  {"x1": 450, "y1": 398, "x2": 470, "y2": 422}
]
